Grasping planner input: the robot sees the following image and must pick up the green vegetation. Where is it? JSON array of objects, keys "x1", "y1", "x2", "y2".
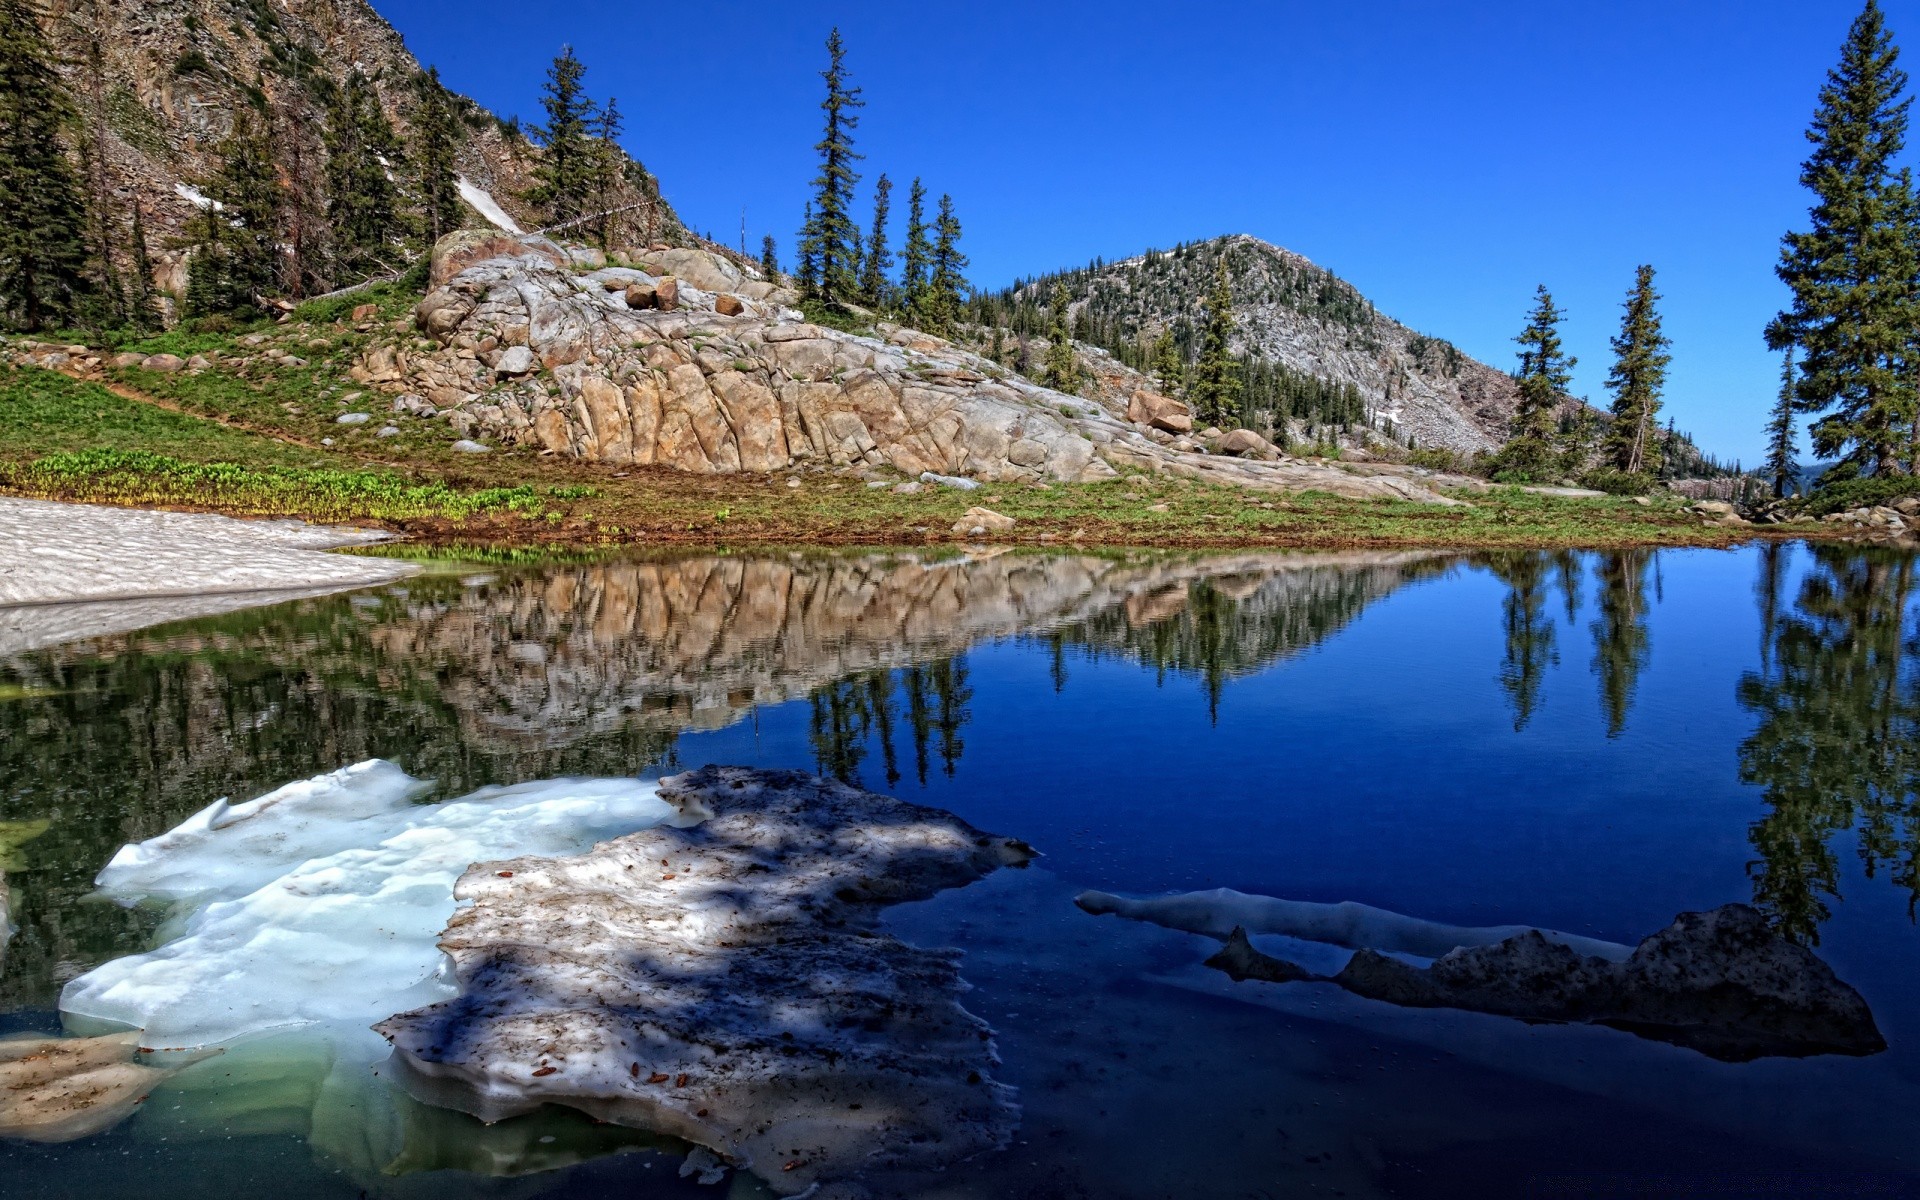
[
  {"x1": 415, "y1": 67, "x2": 463, "y2": 246},
  {"x1": 1773, "y1": 0, "x2": 1919, "y2": 478},
  {"x1": 526, "y1": 47, "x2": 596, "y2": 224},
  {"x1": 1602, "y1": 265, "x2": 1670, "y2": 476},
  {"x1": 1491, "y1": 286, "x2": 1576, "y2": 483},
  {"x1": 1188, "y1": 256, "x2": 1242, "y2": 428},
  {"x1": 1043, "y1": 282, "x2": 1078, "y2": 392},
  {"x1": 0, "y1": 365, "x2": 309, "y2": 464},
  {"x1": 0, "y1": 448, "x2": 556, "y2": 522},
  {"x1": 1765, "y1": 346, "x2": 1800, "y2": 498},
  {"x1": 0, "y1": 0, "x2": 91, "y2": 331},
  {"x1": 797, "y1": 29, "x2": 864, "y2": 307},
  {"x1": 858, "y1": 174, "x2": 893, "y2": 307},
  {"x1": 324, "y1": 70, "x2": 406, "y2": 279}
]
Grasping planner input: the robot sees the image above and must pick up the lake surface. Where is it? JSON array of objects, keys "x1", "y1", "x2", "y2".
[{"x1": 1, "y1": 543, "x2": 1916, "y2": 1197}]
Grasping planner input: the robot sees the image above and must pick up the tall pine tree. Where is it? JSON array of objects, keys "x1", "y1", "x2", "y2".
[
  {"x1": 927, "y1": 193, "x2": 968, "y2": 334},
  {"x1": 1043, "y1": 282, "x2": 1078, "y2": 392},
  {"x1": 858, "y1": 173, "x2": 892, "y2": 308},
  {"x1": 1499, "y1": 285, "x2": 1576, "y2": 480},
  {"x1": 1602, "y1": 265, "x2": 1671, "y2": 475},
  {"x1": 127, "y1": 205, "x2": 160, "y2": 331},
  {"x1": 797, "y1": 28, "x2": 863, "y2": 305},
  {"x1": 795, "y1": 201, "x2": 818, "y2": 295},
  {"x1": 900, "y1": 177, "x2": 931, "y2": 321},
  {"x1": 1189, "y1": 255, "x2": 1242, "y2": 427},
  {"x1": 527, "y1": 47, "x2": 596, "y2": 224},
  {"x1": 1765, "y1": 345, "x2": 1801, "y2": 498},
  {"x1": 760, "y1": 234, "x2": 780, "y2": 281},
  {"x1": 325, "y1": 71, "x2": 404, "y2": 279},
  {"x1": 188, "y1": 111, "x2": 283, "y2": 316},
  {"x1": 1773, "y1": 0, "x2": 1920, "y2": 476},
  {"x1": 415, "y1": 67, "x2": 462, "y2": 246},
  {"x1": 588, "y1": 97, "x2": 624, "y2": 248},
  {"x1": 0, "y1": 0, "x2": 91, "y2": 330}
]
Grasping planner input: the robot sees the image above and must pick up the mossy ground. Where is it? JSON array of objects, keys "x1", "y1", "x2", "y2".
[{"x1": 1, "y1": 300, "x2": 1818, "y2": 551}]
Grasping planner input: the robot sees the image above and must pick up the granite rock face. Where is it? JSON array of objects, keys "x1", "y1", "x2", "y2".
[
  {"x1": 370, "y1": 233, "x2": 1472, "y2": 501},
  {"x1": 376, "y1": 766, "x2": 1033, "y2": 1196}
]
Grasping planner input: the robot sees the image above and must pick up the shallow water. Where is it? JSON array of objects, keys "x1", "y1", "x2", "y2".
[{"x1": 1, "y1": 543, "x2": 1916, "y2": 1197}]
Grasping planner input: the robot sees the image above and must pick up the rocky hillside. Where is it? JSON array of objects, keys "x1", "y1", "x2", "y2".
[
  {"x1": 1007, "y1": 235, "x2": 1526, "y2": 455},
  {"x1": 33, "y1": 0, "x2": 685, "y2": 309}
]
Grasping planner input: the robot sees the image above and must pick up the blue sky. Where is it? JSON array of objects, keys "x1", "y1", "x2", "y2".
[{"x1": 377, "y1": 1, "x2": 1892, "y2": 465}]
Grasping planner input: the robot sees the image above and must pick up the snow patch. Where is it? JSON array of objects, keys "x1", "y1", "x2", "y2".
[
  {"x1": 173, "y1": 182, "x2": 220, "y2": 211},
  {"x1": 456, "y1": 176, "x2": 523, "y2": 234}
]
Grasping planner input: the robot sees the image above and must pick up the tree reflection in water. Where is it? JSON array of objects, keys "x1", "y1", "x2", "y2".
[{"x1": 1739, "y1": 544, "x2": 1920, "y2": 943}]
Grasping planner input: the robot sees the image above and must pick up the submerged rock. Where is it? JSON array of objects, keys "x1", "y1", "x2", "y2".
[
  {"x1": 1089, "y1": 889, "x2": 1884, "y2": 1062},
  {"x1": 0, "y1": 1032, "x2": 212, "y2": 1143},
  {"x1": 376, "y1": 766, "x2": 1034, "y2": 1196}
]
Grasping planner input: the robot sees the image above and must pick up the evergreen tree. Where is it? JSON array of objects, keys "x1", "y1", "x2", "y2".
[
  {"x1": 78, "y1": 40, "x2": 124, "y2": 329},
  {"x1": 1766, "y1": 345, "x2": 1802, "y2": 498},
  {"x1": 927, "y1": 193, "x2": 968, "y2": 333},
  {"x1": 587, "y1": 97, "x2": 624, "y2": 247},
  {"x1": 127, "y1": 205, "x2": 160, "y2": 331},
  {"x1": 189, "y1": 111, "x2": 284, "y2": 316},
  {"x1": 797, "y1": 28, "x2": 863, "y2": 304},
  {"x1": 1773, "y1": 0, "x2": 1920, "y2": 476},
  {"x1": 277, "y1": 85, "x2": 329, "y2": 298},
  {"x1": 795, "y1": 202, "x2": 818, "y2": 295},
  {"x1": 1150, "y1": 328, "x2": 1184, "y2": 394},
  {"x1": 526, "y1": 47, "x2": 596, "y2": 224},
  {"x1": 0, "y1": 0, "x2": 91, "y2": 330},
  {"x1": 1189, "y1": 255, "x2": 1242, "y2": 427},
  {"x1": 760, "y1": 234, "x2": 780, "y2": 281},
  {"x1": 1491, "y1": 553, "x2": 1560, "y2": 732},
  {"x1": 325, "y1": 70, "x2": 404, "y2": 278},
  {"x1": 989, "y1": 322, "x2": 1006, "y2": 366},
  {"x1": 1603, "y1": 265, "x2": 1671, "y2": 475},
  {"x1": 1043, "y1": 282, "x2": 1078, "y2": 392},
  {"x1": 900, "y1": 177, "x2": 931, "y2": 320},
  {"x1": 1591, "y1": 550, "x2": 1653, "y2": 738},
  {"x1": 1499, "y1": 285, "x2": 1576, "y2": 479},
  {"x1": 415, "y1": 67, "x2": 462, "y2": 246},
  {"x1": 858, "y1": 173, "x2": 892, "y2": 308}
]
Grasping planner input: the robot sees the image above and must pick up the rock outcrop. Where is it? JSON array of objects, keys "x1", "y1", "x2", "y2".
[
  {"x1": 376, "y1": 766, "x2": 1033, "y2": 1196},
  {"x1": 376, "y1": 233, "x2": 1473, "y2": 500}
]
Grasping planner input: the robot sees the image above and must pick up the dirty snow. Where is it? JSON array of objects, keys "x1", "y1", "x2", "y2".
[{"x1": 456, "y1": 176, "x2": 523, "y2": 234}]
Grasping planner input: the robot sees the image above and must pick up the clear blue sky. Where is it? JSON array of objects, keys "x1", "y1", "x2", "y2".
[{"x1": 377, "y1": 0, "x2": 1893, "y2": 465}]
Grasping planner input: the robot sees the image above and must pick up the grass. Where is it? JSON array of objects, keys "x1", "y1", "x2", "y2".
[{"x1": 0, "y1": 301, "x2": 1830, "y2": 552}]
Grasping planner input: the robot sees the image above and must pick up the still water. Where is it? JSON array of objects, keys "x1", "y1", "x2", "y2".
[{"x1": 0, "y1": 544, "x2": 1915, "y2": 1197}]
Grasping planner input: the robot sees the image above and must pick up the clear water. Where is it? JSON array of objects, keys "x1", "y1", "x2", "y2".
[{"x1": 1, "y1": 543, "x2": 1916, "y2": 1198}]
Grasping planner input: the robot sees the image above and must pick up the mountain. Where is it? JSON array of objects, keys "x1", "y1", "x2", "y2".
[
  {"x1": 31, "y1": 0, "x2": 685, "y2": 313},
  {"x1": 998, "y1": 235, "x2": 1526, "y2": 455}
]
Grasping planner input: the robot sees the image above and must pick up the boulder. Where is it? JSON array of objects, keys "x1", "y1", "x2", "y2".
[
  {"x1": 450, "y1": 439, "x2": 491, "y2": 453},
  {"x1": 350, "y1": 303, "x2": 379, "y2": 324},
  {"x1": 1219, "y1": 428, "x2": 1281, "y2": 460},
  {"x1": 953, "y1": 507, "x2": 1016, "y2": 537},
  {"x1": 429, "y1": 228, "x2": 566, "y2": 289},
  {"x1": 336, "y1": 412, "x2": 371, "y2": 425},
  {"x1": 654, "y1": 277, "x2": 680, "y2": 312},
  {"x1": 141, "y1": 353, "x2": 184, "y2": 373},
  {"x1": 623, "y1": 282, "x2": 657, "y2": 310},
  {"x1": 1127, "y1": 388, "x2": 1193, "y2": 434},
  {"x1": 109, "y1": 352, "x2": 145, "y2": 369},
  {"x1": 494, "y1": 346, "x2": 537, "y2": 377},
  {"x1": 714, "y1": 293, "x2": 746, "y2": 317},
  {"x1": 630, "y1": 246, "x2": 743, "y2": 293}
]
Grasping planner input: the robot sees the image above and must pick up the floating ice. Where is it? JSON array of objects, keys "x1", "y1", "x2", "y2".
[{"x1": 62, "y1": 762, "x2": 676, "y2": 1049}]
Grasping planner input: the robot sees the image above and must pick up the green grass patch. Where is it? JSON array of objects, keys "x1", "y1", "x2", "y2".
[
  {"x1": 0, "y1": 448, "x2": 554, "y2": 522},
  {"x1": 0, "y1": 366, "x2": 312, "y2": 466}
]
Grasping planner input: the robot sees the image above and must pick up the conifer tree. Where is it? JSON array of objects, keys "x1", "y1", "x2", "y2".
[
  {"x1": 79, "y1": 40, "x2": 125, "y2": 329},
  {"x1": 1043, "y1": 282, "x2": 1078, "y2": 392},
  {"x1": 795, "y1": 201, "x2": 818, "y2": 295},
  {"x1": 325, "y1": 71, "x2": 404, "y2": 279},
  {"x1": 527, "y1": 47, "x2": 596, "y2": 224},
  {"x1": 858, "y1": 173, "x2": 892, "y2": 308},
  {"x1": 1499, "y1": 285, "x2": 1576, "y2": 479},
  {"x1": 1150, "y1": 328, "x2": 1184, "y2": 394},
  {"x1": 900, "y1": 177, "x2": 931, "y2": 320},
  {"x1": 1603, "y1": 265, "x2": 1671, "y2": 475},
  {"x1": 0, "y1": 0, "x2": 91, "y2": 330},
  {"x1": 1189, "y1": 256, "x2": 1242, "y2": 427},
  {"x1": 797, "y1": 28, "x2": 863, "y2": 305},
  {"x1": 127, "y1": 205, "x2": 160, "y2": 331},
  {"x1": 587, "y1": 97, "x2": 624, "y2": 247},
  {"x1": 760, "y1": 234, "x2": 780, "y2": 281},
  {"x1": 1773, "y1": 0, "x2": 1920, "y2": 476},
  {"x1": 189, "y1": 111, "x2": 284, "y2": 315},
  {"x1": 989, "y1": 322, "x2": 1006, "y2": 366},
  {"x1": 1765, "y1": 345, "x2": 1802, "y2": 498},
  {"x1": 276, "y1": 84, "x2": 330, "y2": 298},
  {"x1": 415, "y1": 67, "x2": 462, "y2": 246},
  {"x1": 927, "y1": 193, "x2": 968, "y2": 334}
]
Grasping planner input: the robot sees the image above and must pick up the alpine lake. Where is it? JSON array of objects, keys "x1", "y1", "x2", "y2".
[{"x1": 1, "y1": 541, "x2": 1916, "y2": 1199}]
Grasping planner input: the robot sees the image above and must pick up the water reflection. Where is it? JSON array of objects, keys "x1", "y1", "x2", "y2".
[{"x1": 1739, "y1": 544, "x2": 1920, "y2": 943}]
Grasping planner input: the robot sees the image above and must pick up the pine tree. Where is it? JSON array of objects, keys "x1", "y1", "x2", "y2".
[
  {"x1": 1189, "y1": 255, "x2": 1242, "y2": 427},
  {"x1": 797, "y1": 28, "x2": 863, "y2": 305},
  {"x1": 795, "y1": 201, "x2": 818, "y2": 295},
  {"x1": 1499, "y1": 285, "x2": 1576, "y2": 480},
  {"x1": 1043, "y1": 282, "x2": 1078, "y2": 392},
  {"x1": 1603, "y1": 265, "x2": 1671, "y2": 475},
  {"x1": 588, "y1": 97, "x2": 624, "y2": 247},
  {"x1": 1149, "y1": 328, "x2": 1184, "y2": 394},
  {"x1": 900, "y1": 177, "x2": 931, "y2": 321},
  {"x1": 526, "y1": 47, "x2": 596, "y2": 224},
  {"x1": 127, "y1": 205, "x2": 160, "y2": 331},
  {"x1": 989, "y1": 322, "x2": 1005, "y2": 366},
  {"x1": 927, "y1": 193, "x2": 968, "y2": 334},
  {"x1": 415, "y1": 67, "x2": 462, "y2": 246},
  {"x1": 277, "y1": 85, "x2": 329, "y2": 298},
  {"x1": 760, "y1": 234, "x2": 780, "y2": 281},
  {"x1": 1773, "y1": 0, "x2": 1920, "y2": 476},
  {"x1": 858, "y1": 173, "x2": 892, "y2": 308},
  {"x1": 1765, "y1": 345, "x2": 1802, "y2": 498},
  {"x1": 0, "y1": 0, "x2": 91, "y2": 330},
  {"x1": 189, "y1": 111, "x2": 283, "y2": 316},
  {"x1": 78, "y1": 40, "x2": 124, "y2": 329},
  {"x1": 325, "y1": 70, "x2": 404, "y2": 279}
]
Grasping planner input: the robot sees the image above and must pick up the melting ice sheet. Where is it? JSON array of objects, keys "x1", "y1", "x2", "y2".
[{"x1": 61, "y1": 761, "x2": 677, "y2": 1049}]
